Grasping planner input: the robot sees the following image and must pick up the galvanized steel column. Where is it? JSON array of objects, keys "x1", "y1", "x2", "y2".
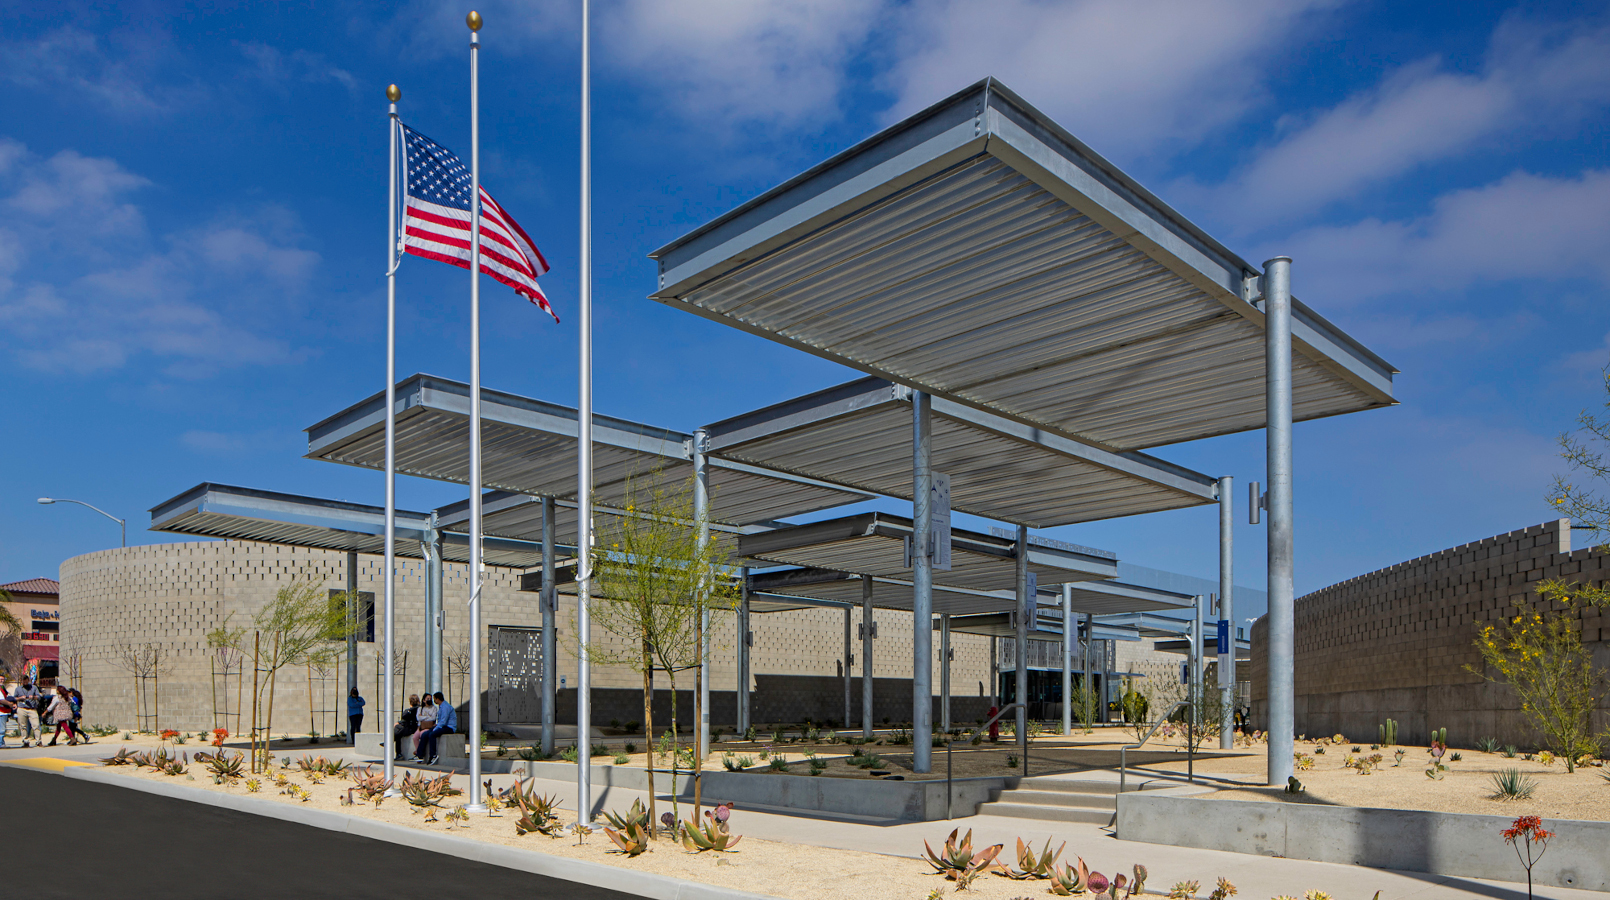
[
  {"x1": 425, "y1": 518, "x2": 442, "y2": 694},
  {"x1": 1191, "y1": 595, "x2": 1204, "y2": 714},
  {"x1": 540, "y1": 496, "x2": 556, "y2": 757},
  {"x1": 693, "y1": 427, "x2": 711, "y2": 761},
  {"x1": 1218, "y1": 476, "x2": 1235, "y2": 750},
  {"x1": 861, "y1": 575, "x2": 874, "y2": 740},
  {"x1": 1264, "y1": 256, "x2": 1295, "y2": 786},
  {"x1": 738, "y1": 570, "x2": 750, "y2": 736},
  {"x1": 1082, "y1": 613, "x2": 1093, "y2": 726},
  {"x1": 346, "y1": 551, "x2": 359, "y2": 713},
  {"x1": 939, "y1": 613, "x2": 951, "y2": 734},
  {"x1": 842, "y1": 606, "x2": 852, "y2": 734},
  {"x1": 1061, "y1": 583, "x2": 1072, "y2": 736},
  {"x1": 911, "y1": 390, "x2": 934, "y2": 773},
  {"x1": 1014, "y1": 526, "x2": 1029, "y2": 767}
]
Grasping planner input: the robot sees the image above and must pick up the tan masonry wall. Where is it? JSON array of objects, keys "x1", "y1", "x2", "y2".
[
  {"x1": 59, "y1": 540, "x2": 990, "y2": 733},
  {"x1": 1248, "y1": 520, "x2": 1610, "y2": 746}
]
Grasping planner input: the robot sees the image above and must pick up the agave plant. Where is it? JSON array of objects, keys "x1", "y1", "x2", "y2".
[
  {"x1": 996, "y1": 837, "x2": 1064, "y2": 879},
  {"x1": 98, "y1": 747, "x2": 139, "y2": 767},
  {"x1": 1049, "y1": 857, "x2": 1090, "y2": 896},
  {"x1": 680, "y1": 809, "x2": 742, "y2": 853},
  {"x1": 506, "y1": 782, "x2": 564, "y2": 837},
  {"x1": 348, "y1": 766, "x2": 394, "y2": 802},
  {"x1": 1168, "y1": 880, "x2": 1202, "y2": 899},
  {"x1": 602, "y1": 798, "x2": 651, "y2": 832},
  {"x1": 245, "y1": 778, "x2": 262, "y2": 793},
  {"x1": 922, "y1": 828, "x2": 1003, "y2": 888},
  {"x1": 201, "y1": 750, "x2": 245, "y2": 784},
  {"x1": 605, "y1": 818, "x2": 652, "y2": 857},
  {"x1": 1208, "y1": 877, "x2": 1238, "y2": 900}
]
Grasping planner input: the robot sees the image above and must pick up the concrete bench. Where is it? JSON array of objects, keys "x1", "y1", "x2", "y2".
[{"x1": 354, "y1": 731, "x2": 465, "y2": 762}]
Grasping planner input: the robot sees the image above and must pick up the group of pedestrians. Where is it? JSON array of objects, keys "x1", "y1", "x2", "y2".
[
  {"x1": 1, "y1": 677, "x2": 88, "y2": 748},
  {"x1": 392, "y1": 691, "x2": 456, "y2": 764}
]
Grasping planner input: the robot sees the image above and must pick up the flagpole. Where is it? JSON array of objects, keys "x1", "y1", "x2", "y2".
[
  {"x1": 465, "y1": 9, "x2": 487, "y2": 812},
  {"x1": 383, "y1": 82, "x2": 401, "y2": 792},
  {"x1": 575, "y1": 0, "x2": 595, "y2": 824}
]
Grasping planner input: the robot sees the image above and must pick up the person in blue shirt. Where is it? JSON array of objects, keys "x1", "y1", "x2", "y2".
[
  {"x1": 347, "y1": 687, "x2": 365, "y2": 744},
  {"x1": 416, "y1": 691, "x2": 456, "y2": 765}
]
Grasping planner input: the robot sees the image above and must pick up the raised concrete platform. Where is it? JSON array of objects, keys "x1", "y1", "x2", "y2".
[{"x1": 1117, "y1": 791, "x2": 1610, "y2": 892}]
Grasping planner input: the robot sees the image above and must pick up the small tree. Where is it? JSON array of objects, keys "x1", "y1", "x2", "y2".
[
  {"x1": 1551, "y1": 364, "x2": 1610, "y2": 545},
  {"x1": 252, "y1": 582, "x2": 356, "y2": 754},
  {"x1": 207, "y1": 614, "x2": 247, "y2": 734},
  {"x1": 586, "y1": 472, "x2": 739, "y2": 830},
  {"x1": 112, "y1": 643, "x2": 171, "y2": 732},
  {"x1": 1472, "y1": 585, "x2": 1607, "y2": 772}
]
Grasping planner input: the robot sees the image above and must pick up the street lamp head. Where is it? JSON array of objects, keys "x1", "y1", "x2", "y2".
[{"x1": 37, "y1": 497, "x2": 55, "y2": 504}]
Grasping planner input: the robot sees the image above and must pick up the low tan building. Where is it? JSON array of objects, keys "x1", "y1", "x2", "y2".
[{"x1": 2, "y1": 578, "x2": 61, "y2": 686}]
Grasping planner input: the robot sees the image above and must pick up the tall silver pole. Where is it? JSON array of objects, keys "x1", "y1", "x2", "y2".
[
  {"x1": 575, "y1": 0, "x2": 595, "y2": 822},
  {"x1": 1190, "y1": 595, "x2": 1204, "y2": 713},
  {"x1": 842, "y1": 606, "x2": 852, "y2": 734},
  {"x1": 541, "y1": 496, "x2": 557, "y2": 757},
  {"x1": 1219, "y1": 476, "x2": 1235, "y2": 749},
  {"x1": 465, "y1": 12, "x2": 486, "y2": 811},
  {"x1": 1061, "y1": 583, "x2": 1072, "y2": 736},
  {"x1": 1082, "y1": 613, "x2": 1093, "y2": 725},
  {"x1": 738, "y1": 571, "x2": 750, "y2": 735},
  {"x1": 1264, "y1": 256, "x2": 1295, "y2": 786},
  {"x1": 911, "y1": 390, "x2": 934, "y2": 773},
  {"x1": 939, "y1": 614, "x2": 951, "y2": 734},
  {"x1": 693, "y1": 428, "x2": 711, "y2": 761},
  {"x1": 382, "y1": 84, "x2": 400, "y2": 783},
  {"x1": 426, "y1": 518, "x2": 442, "y2": 694},
  {"x1": 346, "y1": 550, "x2": 358, "y2": 725},
  {"x1": 1014, "y1": 525, "x2": 1029, "y2": 769},
  {"x1": 861, "y1": 574, "x2": 874, "y2": 740}
]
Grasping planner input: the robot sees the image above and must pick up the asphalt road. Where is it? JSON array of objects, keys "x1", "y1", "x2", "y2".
[{"x1": 2, "y1": 766, "x2": 639, "y2": 899}]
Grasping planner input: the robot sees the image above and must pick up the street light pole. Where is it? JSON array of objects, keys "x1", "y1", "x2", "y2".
[{"x1": 38, "y1": 497, "x2": 125, "y2": 547}]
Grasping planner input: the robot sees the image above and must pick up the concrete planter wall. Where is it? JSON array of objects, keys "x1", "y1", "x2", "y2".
[
  {"x1": 1116, "y1": 793, "x2": 1609, "y2": 892},
  {"x1": 513, "y1": 760, "x2": 1012, "y2": 822}
]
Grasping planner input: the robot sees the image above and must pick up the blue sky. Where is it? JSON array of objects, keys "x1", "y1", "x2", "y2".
[{"x1": 4, "y1": 1, "x2": 1609, "y2": 610}]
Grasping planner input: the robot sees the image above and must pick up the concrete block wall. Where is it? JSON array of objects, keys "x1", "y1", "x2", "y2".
[
  {"x1": 60, "y1": 540, "x2": 992, "y2": 733},
  {"x1": 1248, "y1": 520, "x2": 1610, "y2": 746}
]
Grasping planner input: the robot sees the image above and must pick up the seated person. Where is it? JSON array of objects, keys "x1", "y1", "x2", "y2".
[
  {"x1": 415, "y1": 691, "x2": 457, "y2": 765},
  {"x1": 394, "y1": 694, "x2": 420, "y2": 759}
]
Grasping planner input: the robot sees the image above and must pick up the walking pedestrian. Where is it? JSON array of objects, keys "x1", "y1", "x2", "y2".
[
  {"x1": 347, "y1": 687, "x2": 365, "y2": 744},
  {"x1": 69, "y1": 688, "x2": 89, "y2": 744},
  {"x1": 46, "y1": 686, "x2": 78, "y2": 746},
  {"x1": 0, "y1": 691, "x2": 14, "y2": 748},
  {"x1": 11, "y1": 676, "x2": 43, "y2": 748}
]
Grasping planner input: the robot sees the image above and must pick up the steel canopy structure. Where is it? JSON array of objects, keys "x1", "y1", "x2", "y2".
[
  {"x1": 737, "y1": 513, "x2": 1117, "y2": 593},
  {"x1": 703, "y1": 377, "x2": 1218, "y2": 527},
  {"x1": 305, "y1": 374, "x2": 869, "y2": 528},
  {"x1": 149, "y1": 483, "x2": 548, "y2": 568},
  {"x1": 649, "y1": 78, "x2": 1396, "y2": 452}
]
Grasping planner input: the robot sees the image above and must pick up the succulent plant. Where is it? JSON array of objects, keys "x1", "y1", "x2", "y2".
[
  {"x1": 996, "y1": 837, "x2": 1065, "y2": 880},
  {"x1": 347, "y1": 766, "x2": 394, "y2": 801},
  {"x1": 200, "y1": 750, "x2": 245, "y2": 783},
  {"x1": 1049, "y1": 857, "x2": 1090, "y2": 896},
  {"x1": 1168, "y1": 879, "x2": 1201, "y2": 899},
  {"x1": 1131, "y1": 864, "x2": 1149, "y2": 895},
  {"x1": 922, "y1": 828, "x2": 1003, "y2": 887},
  {"x1": 505, "y1": 782, "x2": 563, "y2": 837},
  {"x1": 98, "y1": 747, "x2": 139, "y2": 767},
  {"x1": 680, "y1": 808, "x2": 742, "y2": 853},
  {"x1": 1208, "y1": 877, "x2": 1237, "y2": 900},
  {"x1": 245, "y1": 778, "x2": 261, "y2": 793},
  {"x1": 1088, "y1": 872, "x2": 1110, "y2": 894},
  {"x1": 605, "y1": 818, "x2": 652, "y2": 856}
]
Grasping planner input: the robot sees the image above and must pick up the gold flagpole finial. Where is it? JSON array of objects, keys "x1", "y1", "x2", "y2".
[
  {"x1": 386, "y1": 84, "x2": 402, "y2": 103},
  {"x1": 466, "y1": 10, "x2": 482, "y2": 31}
]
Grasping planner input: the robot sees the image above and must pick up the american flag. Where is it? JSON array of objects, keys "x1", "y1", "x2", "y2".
[{"x1": 400, "y1": 123, "x2": 557, "y2": 322}]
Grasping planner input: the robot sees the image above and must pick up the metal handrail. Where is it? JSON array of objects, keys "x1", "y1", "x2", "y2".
[
  {"x1": 1117, "y1": 700, "x2": 1187, "y2": 795},
  {"x1": 946, "y1": 702, "x2": 1023, "y2": 820}
]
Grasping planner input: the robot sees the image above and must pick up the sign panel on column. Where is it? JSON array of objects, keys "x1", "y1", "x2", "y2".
[{"x1": 931, "y1": 472, "x2": 951, "y2": 571}]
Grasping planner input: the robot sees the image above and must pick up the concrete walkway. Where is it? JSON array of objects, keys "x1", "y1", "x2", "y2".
[{"x1": 11, "y1": 741, "x2": 1600, "y2": 900}]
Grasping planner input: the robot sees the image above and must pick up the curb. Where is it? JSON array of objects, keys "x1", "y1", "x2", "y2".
[{"x1": 64, "y1": 767, "x2": 784, "y2": 900}]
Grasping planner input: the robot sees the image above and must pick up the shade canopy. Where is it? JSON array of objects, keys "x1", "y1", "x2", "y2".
[
  {"x1": 434, "y1": 490, "x2": 746, "y2": 558},
  {"x1": 650, "y1": 79, "x2": 1395, "y2": 452},
  {"x1": 149, "y1": 483, "x2": 549, "y2": 568},
  {"x1": 939, "y1": 610, "x2": 1141, "y2": 642},
  {"x1": 738, "y1": 513, "x2": 1117, "y2": 593},
  {"x1": 305, "y1": 374, "x2": 869, "y2": 527},
  {"x1": 703, "y1": 377, "x2": 1217, "y2": 528},
  {"x1": 748, "y1": 566, "x2": 1032, "y2": 617}
]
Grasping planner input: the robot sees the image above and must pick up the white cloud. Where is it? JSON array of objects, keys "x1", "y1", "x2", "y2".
[
  {"x1": 601, "y1": 0, "x2": 884, "y2": 129},
  {"x1": 1276, "y1": 168, "x2": 1610, "y2": 305},
  {"x1": 0, "y1": 140, "x2": 315, "y2": 377},
  {"x1": 880, "y1": 0, "x2": 1342, "y2": 156},
  {"x1": 181, "y1": 430, "x2": 253, "y2": 454},
  {"x1": 0, "y1": 26, "x2": 199, "y2": 115},
  {"x1": 1195, "y1": 14, "x2": 1610, "y2": 224},
  {"x1": 237, "y1": 42, "x2": 358, "y2": 93}
]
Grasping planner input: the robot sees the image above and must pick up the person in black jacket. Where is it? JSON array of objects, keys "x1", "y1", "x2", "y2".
[{"x1": 394, "y1": 694, "x2": 420, "y2": 760}]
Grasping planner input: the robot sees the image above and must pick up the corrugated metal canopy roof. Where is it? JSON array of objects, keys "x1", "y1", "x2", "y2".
[
  {"x1": 304, "y1": 374, "x2": 869, "y2": 527},
  {"x1": 738, "y1": 513, "x2": 1117, "y2": 593},
  {"x1": 747, "y1": 567, "x2": 1023, "y2": 616},
  {"x1": 433, "y1": 490, "x2": 745, "y2": 559},
  {"x1": 650, "y1": 78, "x2": 1395, "y2": 452},
  {"x1": 149, "y1": 483, "x2": 550, "y2": 569},
  {"x1": 704, "y1": 376, "x2": 1217, "y2": 528},
  {"x1": 941, "y1": 611, "x2": 1140, "y2": 642}
]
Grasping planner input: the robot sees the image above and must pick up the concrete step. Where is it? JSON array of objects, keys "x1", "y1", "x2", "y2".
[
  {"x1": 1011, "y1": 778, "x2": 1120, "y2": 795},
  {"x1": 976, "y1": 801, "x2": 1113, "y2": 825},
  {"x1": 992, "y1": 789, "x2": 1115, "y2": 810}
]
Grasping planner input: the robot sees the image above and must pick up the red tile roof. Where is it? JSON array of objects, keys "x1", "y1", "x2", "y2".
[{"x1": 1, "y1": 578, "x2": 59, "y2": 597}]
